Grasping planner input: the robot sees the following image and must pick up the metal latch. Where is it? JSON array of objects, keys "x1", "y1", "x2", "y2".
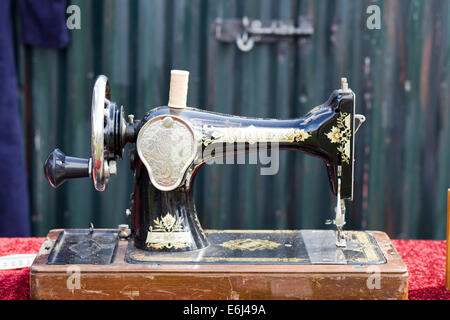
[{"x1": 214, "y1": 16, "x2": 313, "y2": 52}]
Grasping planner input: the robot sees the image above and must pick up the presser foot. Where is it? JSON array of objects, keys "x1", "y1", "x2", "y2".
[
  {"x1": 336, "y1": 227, "x2": 347, "y2": 247},
  {"x1": 325, "y1": 193, "x2": 347, "y2": 247},
  {"x1": 325, "y1": 220, "x2": 347, "y2": 248}
]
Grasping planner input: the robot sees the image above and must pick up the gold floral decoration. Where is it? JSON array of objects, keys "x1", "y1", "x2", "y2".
[
  {"x1": 202, "y1": 125, "x2": 311, "y2": 146},
  {"x1": 325, "y1": 112, "x2": 351, "y2": 164},
  {"x1": 219, "y1": 238, "x2": 281, "y2": 251},
  {"x1": 326, "y1": 127, "x2": 342, "y2": 144},
  {"x1": 145, "y1": 212, "x2": 192, "y2": 250},
  {"x1": 153, "y1": 212, "x2": 185, "y2": 232},
  {"x1": 294, "y1": 129, "x2": 311, "y2": 142}
]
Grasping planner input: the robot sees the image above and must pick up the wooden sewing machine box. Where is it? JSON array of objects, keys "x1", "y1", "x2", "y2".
[{"x1": 30, "y1": 229, "x2": 408, "y2": 300}]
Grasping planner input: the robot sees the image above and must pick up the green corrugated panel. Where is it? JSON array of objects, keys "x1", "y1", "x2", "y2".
[
  {"x1": 436, "y1": 2, "x2": 450, "y2": 239},
  {"x1": 13, "y1": 0, "x2": 450, "y2": 239}
]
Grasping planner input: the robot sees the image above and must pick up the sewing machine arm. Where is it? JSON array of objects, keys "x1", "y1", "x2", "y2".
[{"x1": 43, "y1": 74, "x2": 365, "y2": 250}]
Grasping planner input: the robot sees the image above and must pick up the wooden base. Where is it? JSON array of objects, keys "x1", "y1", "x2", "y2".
[
  {"x1": 30, "y1": 229, "x2": 408, "y2": 300},
  {"x1": 446, "y1": 189, "x2": 450, "y2": 290}
]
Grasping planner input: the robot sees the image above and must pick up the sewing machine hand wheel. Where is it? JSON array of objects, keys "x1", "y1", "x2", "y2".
[{"x1": 44, "y1": 75, "x2": 121, "y2": 190}]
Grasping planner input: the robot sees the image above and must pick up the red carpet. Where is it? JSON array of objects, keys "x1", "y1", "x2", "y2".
[
  {"x1": 0, "y1": 237, "x2": 449, "y2": 300},
  {"x1": 0, "y1": 237, "x2": 44, "y2": 300},
  {"x1": 392, "y1": 239, "x2": 450, "y2": 300}
]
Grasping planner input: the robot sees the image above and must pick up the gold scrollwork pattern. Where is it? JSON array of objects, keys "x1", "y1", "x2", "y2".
[
  {"x1": 145, "y1": 212, "x2": 192, "y2": 250},
  {"x1": 325, "y1": 112, "x2": 351, "y2": 164},
  {"x1": 193, "y1": 206, "x2": 207, "y2": 241},
  {"x1": 202, "y1": 125, "x2": 311, "y2": 146},
  {"x1": 219, "y1": 238, "x2": 281, "y2": 251},
  {"x1": 347, "y1": 231, "x2": 380, "y2": 263}
]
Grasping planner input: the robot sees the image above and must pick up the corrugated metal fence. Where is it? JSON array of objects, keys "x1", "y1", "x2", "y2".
[{"x1": 14, "y1": 0, "x2": 450, "y2": 239}]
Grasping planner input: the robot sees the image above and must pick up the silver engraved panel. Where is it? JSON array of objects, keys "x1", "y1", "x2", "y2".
[{"x1": 136, "y1": 115, "x2": 196, "y2": 191}]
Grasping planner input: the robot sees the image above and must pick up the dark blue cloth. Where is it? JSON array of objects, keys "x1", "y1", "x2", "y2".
[{"x1": 0, "y1": 0, "x2": 68, "y2": 236}]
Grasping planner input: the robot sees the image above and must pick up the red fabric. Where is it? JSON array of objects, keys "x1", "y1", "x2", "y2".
[
  {"x1": 391, "y1": 239, "x2": 450, "y2": 300},
  {"x1": 0, "y1": 237, "x2": 44, "y2": 300},
  {"x1": 0, "y1": 237, "x2": 449, "y2": 299}
]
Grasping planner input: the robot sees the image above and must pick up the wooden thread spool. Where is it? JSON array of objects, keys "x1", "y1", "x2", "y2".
[{"x1": 168, "y1": 70, "x2": 189, "y2": 109}]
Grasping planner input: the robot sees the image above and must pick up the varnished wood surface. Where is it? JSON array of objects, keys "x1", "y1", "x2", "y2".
[
  {"x1": 446, "y1": 189, "x2": 450, "y2": 290},
  {"x1": 30, "y1": 229, "x2": 408, "y2": 300}
]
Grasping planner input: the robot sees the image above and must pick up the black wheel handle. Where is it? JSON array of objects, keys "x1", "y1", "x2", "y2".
[{"x1": 44, "y1": 149, "x2": 91, "y2": 188}]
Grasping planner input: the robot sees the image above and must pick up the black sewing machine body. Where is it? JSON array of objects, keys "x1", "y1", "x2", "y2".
[
  {"x1": 33, "y1": 72, "x2": 410, "y2": 301},
  {"x1": 130, "y1": 90, "x2": 355, "y2": 252},
  {"x1": 44, "y1": 72, "x2": 362, "y2": 254}
]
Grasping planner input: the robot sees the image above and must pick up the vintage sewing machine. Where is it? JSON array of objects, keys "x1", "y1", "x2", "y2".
[{"x1": 30, "y1": 70, "x2": 408, "y2": 300}]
